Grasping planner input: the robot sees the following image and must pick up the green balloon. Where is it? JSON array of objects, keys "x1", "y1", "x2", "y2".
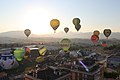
[
  {"x1": 73, "y1": 18, "x2": 80, "y2": 26},
  {"x1": 60, "y1": 38, "x2": 71, "y2": 52},
  {"x1": 14, "y1": 48, "x2": 25, "y2": 61}
]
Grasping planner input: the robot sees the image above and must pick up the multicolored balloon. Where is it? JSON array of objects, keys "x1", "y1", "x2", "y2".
[
  {"x1": 91, "y1": 35, "x2": 99, "y2": 44},
  {"x1": 93, "y1": 30, "x2": 100, "y2": 36},
  {"x1": 50, "y1": 19, "x2": 60, "y2": 33},
  {"x1": 24, "y1": 29, "x2": 31, "y2": 37},
  {"x1": 103, "y1": 29, "x2": 111, "y2": 39},
  {"x1": 24, "y1": 47, "x2": 30, "y2": 59},
  {"x1": 39, "y1": 46, "x2": 47, "y2": 56},
  {"x1": 60, "y1": 38, "x2": 71, "y2": 52},
  {"x1": 101, "y1": 41, "x2": 107, "y2": 47},
  {"x1": 0, "y1": 54, "x2": 19, "y2": 69},
  {"x1": 14, "y1": 48, "x2": 25, "y2": 61},
  {"x1": 64, "y1": 27, "x2": 69, "y2": 33}
]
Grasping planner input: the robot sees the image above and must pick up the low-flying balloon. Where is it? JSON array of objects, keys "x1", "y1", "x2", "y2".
[
  {"x1": 0, "y1": 54, "x2": 19, "y2": 69},
  {"x1": 75, "y1": 24, "x2": 81, "y2": 31},
  {"x1": 73, "y1": 18, "x2": 80, "y2": 26},
  {"x1": 101, "y1": 41, "x2": 107, "y2": 47},
  {"x1": 64, "y1": 27, "x2": 69, "y2": 33},
  {"x1": 39, "y1": 46, "x2": 47, "y2": 56},
  {"x1": 24, "y1": 47, "x2": 30, "y2": 59},
  {"x1": 91, "y1": 35, "x2": 99, "y2": 44},
  {"x1": 60, "y1": 38, "x2": 71, "y2": 52},
  {"x1": 103, "y1": 29, "x2": 111, "y2": 39},
  {"x1": 24, "y1": 29, "x2": 31, "y2": 37},
  {"x1": 36, "y1": 56, "x2": 45, "y2": 63},
  {"x1": 14, "y1": 48, "x2": 25, "y2": 61},
  {"x1": 93, "y1": 30, "x2": 100, "y2": 36},
  {"x1": 50, "y1": 19, "x2": 60, "y2": 33}
]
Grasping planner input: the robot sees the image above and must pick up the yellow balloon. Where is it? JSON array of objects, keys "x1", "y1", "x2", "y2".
[
  {"x1": 93, "y1": 30, "x2": 100, "y2": 36},
  {"x1": 50, "y1": 19, "x2": 60, "y2": 33},
  {"x1": 73, "y1": 18, "x2": 80, "y2": 26},
  {"x1": 39, "y1": 46, "x2": 47, "y2": 56},
  {"x1": 60, "y1": 38, "x2": 71, "y2": 52},
  {"x1": 36, "y1": 56, "x2": 44, "y2": 63},
  {"x1": 24, "y1": 29, "x2": 31, "y2": 37}
]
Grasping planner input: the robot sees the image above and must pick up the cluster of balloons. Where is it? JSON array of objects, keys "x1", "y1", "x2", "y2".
[
  {"x1": 72, "y1": 18, "x2": 81, "y2": 31},
  {"x1": 91, "y1": 30, "x2": 100, "y2": 44},
  {"x1": 13, "y1": 47, "x2": 31, "y2": 61},
  {"x1": 50, "y1": 18, "x2": 81, "y2": 33},
  {"x1": 91, "y1": 29, "x2": 112, "y2": 46}
]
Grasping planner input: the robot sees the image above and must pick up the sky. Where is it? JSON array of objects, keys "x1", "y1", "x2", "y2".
[{"x1": 0, "y1": 0, "x2": 120, "y2": 34}]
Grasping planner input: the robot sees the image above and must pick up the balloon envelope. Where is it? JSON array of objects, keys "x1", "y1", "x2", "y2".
[
  {"x1": 50, "y1": 19, "x2": 60, "y2": 32},
  {"x1": 75, "y1": 24, "x2": 81, "y2": 31},
  {"x1": 14, "y1": 48, "x2": 25, "y2": 61},
  {"x1": 0, "y1": 54, "x2": 19, "y2": 69},
  {"x1": 73, "y1": 18, "x2": 80, "y2": 26},
  {"x1": 36, "y1": 56, "x2": 44, "y2": 63},
  {"x1": 91, "y1": 35, "x2": 99, "y2": 44},
  {"x1": 103, "y1": 29, "x2": 111, "y2": 38},
  {"x1": 60, "y1": 38, "x2": 71, "y2": 52},
  {"x1": 24, "y1": 29, "x2": 31, "y2": 37},
  {"x1": 93, "y1": 30, "x2": 100, "y2": 36},
  {"x1": 39, "y1": 46, "x2": 47, "y2": 56},
  {"x1": 64, "y1": 27, "x2": 69, "y2": 33},
  {"x1": 24, "y1": 47, "x2": 30, "y2": 59}
]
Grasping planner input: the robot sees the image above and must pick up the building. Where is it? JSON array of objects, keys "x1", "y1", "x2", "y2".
[
  {"x1": 24, "y1": 66, "x2": 71, "y2": 80},
  {"x1": 107, "y1": 55, "x2": 120, "y2": 70}
]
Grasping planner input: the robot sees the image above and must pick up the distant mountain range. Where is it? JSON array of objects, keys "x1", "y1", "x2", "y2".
[
  {"x1": 0, "y1": 31, "x2": 120, "y2": 39},
  {"x1": 0, "y1": 31, "x2": 120, "y2": 44}
]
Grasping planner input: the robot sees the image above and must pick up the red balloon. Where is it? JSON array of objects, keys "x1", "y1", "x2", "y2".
[{"x1": 91, "y1": 35, "x2": 99, "y2": 44}]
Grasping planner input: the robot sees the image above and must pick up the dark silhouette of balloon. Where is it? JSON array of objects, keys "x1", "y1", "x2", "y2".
[
  {"x1": 75, "y1": 24, "x2": 81, "y2": 31},
  {"x1": 50, "y1": 19, "x2": 60, "y2": 33},
  {"x1": 103, "y1": 29, "x2": 111, "y2": 39},
  {"x1": 73, "y1": 18, "x2": 80, "y2": 26},
  {"x1": 24, "y1": 29, "x2": 31, "y2": 37},
  {"x1": 64, "y1": 27, "x2": 69, "y2": 33},
  {"x1": 91, "y1": 35, "x2": 99, "y2": 44},
  {"x1": 93, "y1": 30, "x2": 100, "y2": 36}
]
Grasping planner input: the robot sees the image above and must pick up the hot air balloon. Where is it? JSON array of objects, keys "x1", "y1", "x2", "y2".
[
  {"x1": 36, "y1": 56, "x2": 45, "y2": 63},
  {"x1": 24, "y1": 29, "x2": 31, "y2": 37},
  {"x1": 93, "y1": 30, "x2": 100, "y2": 36},
  {"x1": 101, "y1": 41, "x2": 107, "y2": 47},
  {"x1": 75, "y1": 24, "x2": 81, "y2": 31},
  {"x1": 73, "y1": 18, "x2": 80, "y2": 26},
  {"x1": 103, "y1": 29, "x2": 111, "y2": 39},
  {"x1": 24, "y1": 47, "x2": 30, "y2": 59},
  {"x1": 91, "y1": 35, "x2": 99, "y2": 44},
  {"x1": 64, "y1": 27, "x2": 69, "y2": 33},
  {"x1": 39, "y1": 46, "x2": 47, "y2": 56},
  {"x1": 50, "y1": 19, "x2": 60, "y2": 33},
  {"x1": 60, "y1": 38, "x2": 71, "y2": 52},
  {"x1": 0, "y1": 54, "x2": 19, "y2": 69},
  {"x1": 14, "y1": 48, "x2": 25, "y2": 61}
]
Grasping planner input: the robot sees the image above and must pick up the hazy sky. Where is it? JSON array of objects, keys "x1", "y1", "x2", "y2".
[{"x1": 0, "y1": 0, "x2": 120, "y2": 34}]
